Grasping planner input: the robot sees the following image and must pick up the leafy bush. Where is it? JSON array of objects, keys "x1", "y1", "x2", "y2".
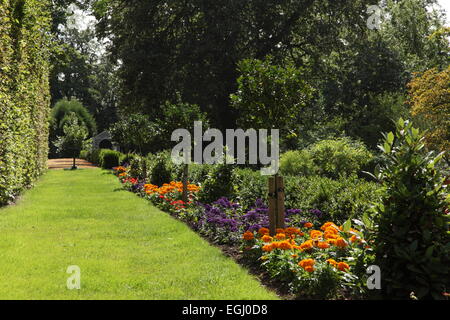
[
  {"x1": 280, "y1": 150, "x2": 318, "y2": 177},
  {"x1": 373, "y1": 119, "x2": 450, "y2": 299},
  {"x1": 79, "y1": 150, "x2": 89, "y2": 160},
  {"x1": 149, "y1": 152, "x2": 173, "y2": 186},
  {"x1": 284, "y1": 175, "x2": 380, "y2": 224},
  {"x1": 119, "y1": 153, "x2": 139, "y2": 166},
  {"x1": 186, "y1": 163, "x2": 212, "y2": 185},
  {"x1": 231, "y1": 168, "x2": 268, "y2": 210},
  {"x1": 308, "y1": 138, "x2": 373, "y2": 179},
  {"x1": 198, "y1": 164, "x2": 234, "y2": 203},
  {"x1": 128, "y1": 155, "x2": 150, "y2": 179},
  {"x1": 99, "y1": 149, "x2": 122, "y2": 169}
]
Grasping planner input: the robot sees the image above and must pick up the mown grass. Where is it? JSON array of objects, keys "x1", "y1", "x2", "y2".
[{"x1": 0, "y1": 169, "x2": 278, "y2": 300}]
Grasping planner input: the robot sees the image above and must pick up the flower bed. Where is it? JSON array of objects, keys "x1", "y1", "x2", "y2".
[{"x1": 112, "y1": 166, "x2": 373, "y2": 299}]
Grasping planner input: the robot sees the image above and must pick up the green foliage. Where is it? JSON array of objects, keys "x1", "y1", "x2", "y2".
[
  {"x1": 231, "y1": 168, "x2": 268, "y2": 210},
  {"x1": 0, "y1": 0, "x2": 51, "y2": 205},
  {"x1": 149, "y1": 152, "x2": 173, "y2": 186},
  {"x1": 119, "y1": 153, "x2": 139, "y2": 166},
  {"x1": 231, "y1": 57, "x2": 313, "y2": 131},
  {"x1": 308, "y1": 138, "x2": 374, "y2": 179},
  {"x1": 109, "y1": 113, "x2": 159, "y2": 154},
  {"x1": 51, "y1": 98, "x2": 97, "y2": 137},
  {"x1": 99, "y1": 149, "x2": 122, "y2": 169},
  {"x1": 53, "y1": 112, "x2": 90, "y2": 160},
  {"x1": 279, "y1": 150, "x2": 318, "y2": 177},
  {"x1": 198, "y1": 164, "x2": 234, "y2": 204},
  {"x1": 373, "y1": 119, "x2": 449, "y2": 299},
  {"x1": 284, "y1": 175, "x2": 380, "y2": 223}
]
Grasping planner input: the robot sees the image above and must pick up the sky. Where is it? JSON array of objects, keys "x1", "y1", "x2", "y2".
[{"x1": 438, "y1": 0, "x2": 450, "y2": 24}]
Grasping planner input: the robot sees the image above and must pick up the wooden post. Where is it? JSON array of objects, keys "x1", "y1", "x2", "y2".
[
  {"x1": 182, "y1": 164, "x2": 188, "y2": 203},
  {"x1": 276, "y1": 175, "x2": 286, "y2": 229},
  {"x1": 268, "y1": 176, "x2": 277, "y2": 236},
  {"x1": 268, "y1": 175, "x2": 286, "y2": 235}
]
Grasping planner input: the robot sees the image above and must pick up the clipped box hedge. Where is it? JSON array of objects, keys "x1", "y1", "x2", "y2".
[{"x1": 0, "y1": 0, "x2": 51, "y2": 205}]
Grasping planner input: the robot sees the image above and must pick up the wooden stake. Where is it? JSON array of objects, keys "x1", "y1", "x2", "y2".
[
  {"x1": 268, "y1": 176, "x2": 277, "y2": 236},
  {"x1": 182, "y1": 164, "x2": 188, "y2": 203},
  {"x1": 268, "y1": 175, "x2": 286, "y2": 235},
  {"x1": 276, "y1": 176, "x2": 286, "y2": 229}
]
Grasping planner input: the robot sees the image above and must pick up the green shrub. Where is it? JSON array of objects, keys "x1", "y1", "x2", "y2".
[
  {"x1": 79, "y1": 150, "x2": 89, "y2": 160},
  {"x1": 87, "y1": 148, "x2": 103, "y2": 165},
  {"x1": 283, "y1": 175, "x2": 380, "y2": 223},
  {"x1": 99, "y1": 149, "x2": 122, "y2": 169},
  {"x1": 128, "y1": 155, "x2": 149, "y2": 179},
  {"x1": 198, "y1": 164, "x2": 234, "y2": 203},
  {"x1": 373, "y1": 119, "x2": 450, "y2": 299},
  {"x1": 231, "y1": 168, "x2": 268, "y2": 209},
  {"x1": 120, "y1": 153, "x2": 139, "y2": 166},
  {"x1": 308, "y1": 137, "x2": 373, "y2": 179},
  {"x1": 280, "y1": 150, "x2": 318, "y2": 177},
  {"x1": 186, "y1": 163, "x2": 212, "y2": 185},
  {"x1": 149, "y1": 152, "x2": 173, "y2": 186}
]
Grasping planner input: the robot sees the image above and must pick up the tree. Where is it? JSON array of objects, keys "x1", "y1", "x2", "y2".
[
  {"x1": 93, "y1": 0, "x2": 376, "y2": 129},
  {"x1": 230, "y1": 57, "x2": 313, "y2": 132},
  {"x1": 408, "y1": 66, "x2": 450, "y2": 163},
  {"x1": 50, "y1": 99, "x2": 97, "y2": 156},
  {"x1": 54, "y1": 112, "x2": 90, "y2": 169}
]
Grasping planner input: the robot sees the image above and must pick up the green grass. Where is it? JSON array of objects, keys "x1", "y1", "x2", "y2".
[{"x1": 0, "y1": 169, "x2": 278, "y2": 300}]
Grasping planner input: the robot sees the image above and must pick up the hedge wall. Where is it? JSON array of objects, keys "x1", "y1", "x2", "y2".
[{"x1": 0, "y1": 0, "x2": 51, "y2": 205}]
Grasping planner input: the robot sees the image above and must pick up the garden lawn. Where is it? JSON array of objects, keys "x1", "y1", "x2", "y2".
[{"x1": 0, "y1": 169, "x2": 278, "y2": 300}]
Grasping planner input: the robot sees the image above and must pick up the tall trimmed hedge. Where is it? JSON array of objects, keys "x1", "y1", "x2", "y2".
[{"x1": 0, "y1": 0, "x2": 51, "y2": 205}]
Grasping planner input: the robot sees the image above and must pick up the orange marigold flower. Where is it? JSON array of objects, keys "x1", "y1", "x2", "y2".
[
  {"x1": 336, "y1": 237, "x2": 348, "y2": 248},
  {"x1": 271, "y1": 242, "x2": 281, "y2": 249},
  {"x1": 304, "y1": 266, "x2": 315, "y2": 273},
  {"x1": 327, "y1": 239, "x2": 338, "y2": 245},
  {"x1": 324, "y1": 231, "x2": 339, "y2": 240},
  {"x1": 303, "y1": 222, "x2": 313, "y2": 228},
  {"x1": 242, "y1": 231, "x2": 254, "y2": 241},
  {"x1": 258, "y1": 228, "x2": 270, "y2": 236},
  {"x1": 276, "y1": 228, "x2": 285, "y2": 234},
  {"x1": 261, "y1": 235, "x2": 273, "y2": 243},
  {"x1": 326, "y1": 258, "x2": 338, "y2": 266},
  {"x1": 274, "y1": 233, "x2": 286, "y2": 240},
  {"x1": 337, "y1": 262, "x2": 350, "y2": 272},
  {"x1": 310, "y1": 230, "x2": 323, "y2": 239},
  {"x1": 298, "y1": 258, "x2": 315, "y2": 269},
  {"x1": 317, "y1": 241, "x2": 330, "y2": 249},
  {"x1": 262, "y1": 244, "x2": 273, "y2": 252},
  {"x1": 299, "y1": 240, "x2": 314, "y2": 251},
  {"x1": 278, "y1": 241, "x2": 293, "y2": 250},
  {"x1": 320, "y1": 221, "x2": 338, "y2": 231}
]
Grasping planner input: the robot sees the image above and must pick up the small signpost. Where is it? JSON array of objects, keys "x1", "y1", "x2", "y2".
[{"x1": 268, "y1": 174, "x2": 286, "y2": 236}]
